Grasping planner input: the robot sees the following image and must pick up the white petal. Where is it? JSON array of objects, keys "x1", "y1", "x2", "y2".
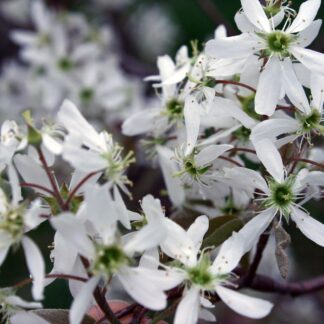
[
  {"x1": 139, "y1": 248, "x2": 160, "y2": 269},
  {"x1": 14, "y1": 154, "x2": 52, "y2": 195},
  {"x1": 187, "y1": 215, "x2": 209, "y2": 251},
  {"x1": 241, "y1": 0, "x2": 271, "y2": 32},
  {"x1": 291, "y1": 207, "x2": 324, "y2": 247},
  {"x1": 195, "y1": 144, "x2": 233, "y2": 166},
  {"x1": 223, "y1": 167, "x2": 269, "y2": 194},
  {"x1": 302, "y1": 171, "x2": 324, "y2": 186},
  {"x1": 174, "y1": 287, "x2": 200, "y2": 324},
  {"x1": 113, "y1": 186, "x2": 131, "y2": 230},
  {"x1": 291, "y1": 47, "x2": 324, "y2": 76},
  {"x1": 184, "y1": 96, "x2": 201, "y2": 155},
  {"x1": 205, "y1": 34, "x2": 257, "y2": 60},
  {"x1": 311, "y1": 73, "x2": 324, "y2": 110},
  {"x1": 213, "y1": 97, "x2": 256, "y2": 129},
  {"x1": 5, "y1": 296, "x2": 41, "y2": 309},
  {"x1": 121, "y1": 109, "x2": 161, "y2": 136},
  {"x1": 239, "y1": 208, "x2": 276, "y2": 253},
  {"x1": 0, "y1": 244, "x2": 10, "y2": 266},
  {"x1": 51, "y1": 213, "x2": 95, "y2": 259},
  {"x1": 42, "y1": 134, "x2": 62, "y2": 155},
  {"x1": 253, "y1": 138, "x2": 284, "y2": 183},
  {"x1": 70, "y1": 276, "x2": 99, "y2": 324},
  {"x1": 212, "y1": 232, "x2": 245, "y2": 275},
  {"x1": 216, "y1": 285, "x2": 273, "y2": 319},
  {"x1": 22, "y1": 237, "x2": 45, "y2": 300},
  {"x1": 255, "y1": 57, "x2": 282, "y2": 116},
  {"x1": 161, "y1": 218, "x2": 197, "y2": 266},
  {"x1": 141, "y1": 194, "x2": 165, "y2": 223},
  {"x1": 234, "y1": 11, "x2": 256, "y2": 33},
  {"x1": 8, "y1": 163, "x2": 22, "y2": 204},
  {"x1": 117, "y1": 266, "x2": 167, "y2": 310},
  {"x1": 57, "y1": 100, "x2": 102, "y2": 149},
  {"x1": 124, "y1": 220, "x2": 166, "y2": 255},
  {"x1": 281, "y1": 59, "x2": 311, "y2": 114},
  {"x1": 251, "y1": 118, "x2": 299, "y2": 142},
  {"x1": 157, "y1": 146, "x2": 185, "y2": 207},
  {"x1": 297, "y1": 19, "x2": 322, "y2": 48},
  {"x1": 286, "y1": 0, "x2": 321, "y2": 33}
]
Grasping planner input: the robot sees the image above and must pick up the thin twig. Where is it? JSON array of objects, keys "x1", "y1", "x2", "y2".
[
  {"x1": 219, "y1": 156, "x2": 243, "y2": 167},
  {"x1": 243, "y1": 233, "x2": 270, "y2": 286},
  {"x1": 37, "y1": 147, "x2": 66, "y2": 209},
  {"x1": 20, "y1": 182, "x2": 55, "y2": 196},
  {"x1": 289, "y1": 157, "x2": 324, "y2": 170},
  {"x1": 64, "y1": 171, "x2": 100, "y2": 208},
  {"x1": 214, "y1": 80, "x2": 256, "y2": 92}
]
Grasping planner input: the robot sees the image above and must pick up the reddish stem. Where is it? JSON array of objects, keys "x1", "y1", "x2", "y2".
[
  {"x1": 20, "y1": 182, "x2": 55, "y2": 196},
  {"x1": 214, "y1": 80, "x2": 256, "y2": 93}
]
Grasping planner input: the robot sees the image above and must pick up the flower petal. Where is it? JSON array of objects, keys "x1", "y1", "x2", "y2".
[
  {"x1": 241, "y1": 0, "x2": 271, "y2": 32},
  {"x1": 70, "y1": 276, "x2": 99, "y2": 324},
  {"x1": 195, "y1": 144, "x2": 233, "y2": 166},
  {"x1": 291, "y1": 207, "x2": 324, "y2": 247},
  {"x1": 216, "y1": 285, "x2": 273, "y2": 319},
  {"x1": 174, "y1": 287, "x2": 200, "y2": 324},
  {"x1": 253, "y1": 138, "x2": 284, "y2": 183},
  {"x1": 255, "y1": 57, "x2": 282, "y2": 116},
  {"x1": 22, "y1": 237, "x2": 45, "y2": 301},
  {"x1": 286, "y1": 0, "x2": 321, "y2": 33},
  {"x1": 291, "y1": 47, "x2": 324, "y2": 76},
  {"x1": 187, "y1": 215, "x2": 209, "y2": 251}
]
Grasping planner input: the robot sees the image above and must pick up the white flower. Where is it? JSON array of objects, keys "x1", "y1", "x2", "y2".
[
  {"x1": 225, "y1": 139, "x2": 324, "y2": 253},
  {"x1": 0, "y1": 182, "x2": 45, "y2": 300},
  {"x1": 57, "y1": 100, "x2": 134, "y2": 193},
  {"x1": 159, "y1": 216, "x2": 273, "y2": 323},
  {"x1": 206, "y1": 0, "x2": 324, "y2": 116},
  {"x1": 50, "y1": 199, "x2": 173, "y2": 324}
]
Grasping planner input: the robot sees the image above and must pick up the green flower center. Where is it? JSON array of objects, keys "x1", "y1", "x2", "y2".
[
  {"x1": 298, "y1": 108, "x2": 323, "y2": 133},
  {"x1": 166, "y1": 99, "x2": 184, "y2": 120},
  {"x1": 264, "y1": 177, "x2": 296, "y2": 218},
  {"x1": 57, "y1": 57, "x2": 74, "y2": 71},
  {"x1": 92, "y1": 245, "x2": 129, "y2": 277},
  {"x1": 0, "y1": 208, "x2": 24, "y2": 241},
  {"x1": 183, "y1": 157, "x2": 210, "y2": 179},
  {"x1": 233, "y1": 126, "x2": 251, "y2": 142},
  {"x1": 267, "y1": 31, "x2": 291, "y2": 56},
  {"x1": 80, "y1": 88, "x2": 94, "y2": 103},
  {"x1": 264, "y1": 4, "x2": 281, "y2": 18},
  {"x1": 187, "y1": 255, "x2": 214, "y2": 288}
]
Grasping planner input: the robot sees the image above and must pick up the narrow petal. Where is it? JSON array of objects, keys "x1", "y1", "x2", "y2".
[
  {"x1": 251, "y1": 118, "x2": 299, "y2": 142},
  {"x1": 10, "y1": 312, "x2": 49, "y2": 324},
  {"x1": 157, "y1": 146, "x2": 185, "y2": 207},
  {"x1": 124, "y1": 220, "x2": 166, "y2": 255},
  {"x1": 70, "y1": 276, "x2": 99, "y2": 324},
  {"x1": 281, "y1": 59, "x2": 311, "y2": 114},
  {"x1": 117, "y1": 267, "x2": 167, "y2": 310},
  {"x1": 184, "y1": 96, "x2": 201, "y2": 155},
  {"x1": 238, "y1": 208, "x2": 276, "y2": 253},
  {"x1": 216, "y1": 286, "x2": 273, "y2": 319},
  {"x1": 14, "y1": 154, "x2": 52, "y2": 195},
  {"x1": 51, "y1": 213, "x2": 95, "y2": 259},
  {"x1": 286, "y1": 0, "x2": 321, "y2": 33},
  {"x1": 195, "y1": 144, "x2": 233, "y2": 166},
  {"x1": 310, "y1": 73, "x2": 324, "y2": 110},
  {"x1": 187, "y1": 215, "x2": 209, "y2": 251},
  {"x1": 205, "y1": 34, "x2": 257, "y2": 60},
  {"x1": 255, "y1": 57, "x2": 282, "y2": 116},
  {"x1": 8, "y1": 163, "x2": 22, "y2": 204},
  {"x1": 253, "y1": 138, "x2": 284, "y2": 183},
  {"x1": 291, "y1": 47, "x2": 324, "y2": 76},
  {"x1": 121, "y1": 109, "x2": 161, "y2": 136},
  {"x1": 174, "y1": 287, "x2": 200, "y2": 324},
  {"x1": 241, "y1": 0, "x2": 271, "y2": 32},
  {"x1": 22, "y1": 237, "x2": 45, "y2": 301},
  {"x1": 291, "y1": 207, "x2": 324, "y2": 247},
  {"x1": 297, "y1": 19, "x2": 322, "y2": 48},
  {"x1": 211, "y1": 232, "x2": 245, "y2": 275}
]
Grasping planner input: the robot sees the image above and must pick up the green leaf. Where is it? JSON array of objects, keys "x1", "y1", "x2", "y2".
[{"x1": 201, "y1": 217, "x2": 243, "y2": 249}]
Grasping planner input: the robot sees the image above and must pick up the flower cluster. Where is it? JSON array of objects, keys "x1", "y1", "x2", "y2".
[{"x1": 1, "y1": 0, "x2": 324, "y2": 323}]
